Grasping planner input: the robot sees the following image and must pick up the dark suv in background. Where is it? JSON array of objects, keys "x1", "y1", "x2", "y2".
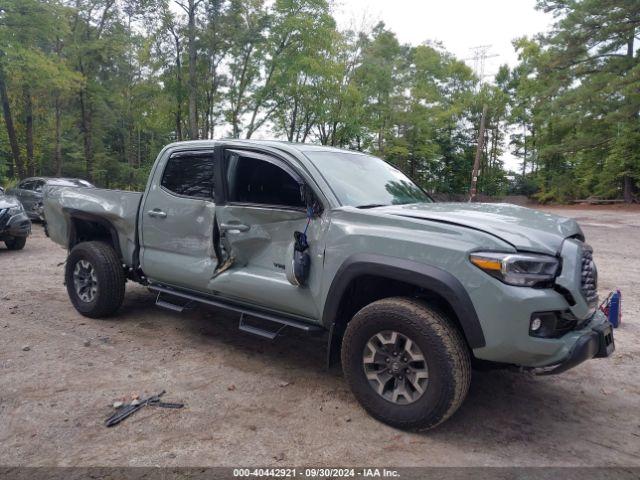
[
  {"x1": 0, "y1": 188, "x2": 31, "y2": 250},
  {"x1": 7, "y1": 177, "x2": 94, "y2": 221}
]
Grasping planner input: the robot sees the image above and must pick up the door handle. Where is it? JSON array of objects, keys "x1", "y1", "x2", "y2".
[
  {"x1": 147, "y1": 209, "x2": 167, "y2": 219},
  {"x1": 220, "y1": 222, "x2": 250, "y2": 233}
]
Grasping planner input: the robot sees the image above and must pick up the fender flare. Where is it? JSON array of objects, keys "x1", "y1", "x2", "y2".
[
  {"x1": 64, "y1": 209, "x2": 123, "y2": 260},
  {"x1": 322, "y1": 253, "x2": 486, "y2": 349}
]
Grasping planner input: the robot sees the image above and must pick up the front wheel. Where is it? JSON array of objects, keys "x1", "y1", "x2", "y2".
[
  {"x1": 341, "y1": 297, "x2": 471, "y2": 431},
  {"x1": 5, "y1": 236, "x2": 26, "y2": 250},
  {"x1": 65, "y1": 241, "x2": 125, "y2": 318}
]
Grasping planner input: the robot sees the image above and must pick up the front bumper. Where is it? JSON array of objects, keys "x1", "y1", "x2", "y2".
[
  {"x1": 0, "y1": 211, "x2": 31, "y2": 238},
  {"x1": 529, "y1": 320, "x2": 615, "y2": 375}
]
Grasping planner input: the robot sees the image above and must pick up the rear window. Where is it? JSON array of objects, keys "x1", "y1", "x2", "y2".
[{"x1": 161, "y1": 154, "x2": 215, "y2": 199}]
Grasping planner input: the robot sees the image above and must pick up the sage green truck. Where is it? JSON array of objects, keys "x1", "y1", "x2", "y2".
[{"x1": 43, "y1": 140, "x2": 615, "y2": 430}]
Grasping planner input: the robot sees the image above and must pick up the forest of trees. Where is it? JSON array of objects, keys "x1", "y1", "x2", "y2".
[{"x1": 0, "y1": 0, "x2": 638, "y2": 202}]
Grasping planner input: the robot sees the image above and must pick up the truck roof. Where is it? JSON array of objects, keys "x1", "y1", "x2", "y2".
[{"x1": 162, "y1": 139, "x2": 368, "y2": 157}]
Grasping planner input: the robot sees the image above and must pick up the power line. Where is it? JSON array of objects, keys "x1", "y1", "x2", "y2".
[
  {"x1": 464, "y1": 44, "x2": 499, "y2": 85},
  {"x1": 465, "y1": 46, "x2": 498, "y2": 201}
]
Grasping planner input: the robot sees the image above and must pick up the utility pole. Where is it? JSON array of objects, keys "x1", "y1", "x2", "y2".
[
  {"x1": 469, "y1": 104, "x2": 488, "y2": 202},
  {"x1": 465, "y1": 45, "x2": 497, "y2": 201},
  {"x1": 464, "y1": 45, "x2": 499, "y2": 86}
]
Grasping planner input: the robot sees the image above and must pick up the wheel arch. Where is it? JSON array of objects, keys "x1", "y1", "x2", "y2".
[
  {"x1": 323, "y1": 254, "x2": 485, "y2": 367},
  {"x1": 65, "y1": 210, "x2": 123, "y2": 260}
]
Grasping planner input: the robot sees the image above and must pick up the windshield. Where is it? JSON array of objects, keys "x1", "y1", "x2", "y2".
[{"x1": 304, "y1": 150, "x2": 432, "y2": 207}]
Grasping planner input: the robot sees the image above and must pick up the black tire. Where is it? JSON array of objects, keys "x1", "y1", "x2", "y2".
[
  {"x1": 65, "y1": 241, "x2": 125, "y2": 318},
  {"x1": 5, "y1": 236, "x2": 26, "y2": 250},
  {"x1": 341, "y1": 297, "x2": 471, "y2": 431}
]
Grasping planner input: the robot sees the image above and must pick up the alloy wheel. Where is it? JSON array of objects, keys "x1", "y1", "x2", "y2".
[
  {"x1": 73, "y1": 259, "x2": 98, "y2": 303},
  {"x1": 362, "y1": 330, "x2": 429, "y2": 405}
]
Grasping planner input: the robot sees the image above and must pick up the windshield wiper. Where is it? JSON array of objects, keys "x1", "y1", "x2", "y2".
[{"x1": 356, "y1": 203, "x2": 389, "y2": 209}]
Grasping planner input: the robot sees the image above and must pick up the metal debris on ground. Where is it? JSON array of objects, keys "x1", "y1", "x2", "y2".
[{"x1": 105, "y1": 390, "x2": 184, "y2": 427}]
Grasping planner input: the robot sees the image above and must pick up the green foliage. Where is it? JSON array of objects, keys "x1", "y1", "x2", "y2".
[
  {"x1": 0, "y1": 0, "x2": 635, "y2": 202},
  {"x1": 505, "y1": 0, "x2": 640, "y2": 202}
]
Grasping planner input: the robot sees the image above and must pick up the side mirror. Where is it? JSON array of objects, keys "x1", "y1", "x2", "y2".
[{"x1": 300, "y1": 184, "x2": 323, "y2": 217}]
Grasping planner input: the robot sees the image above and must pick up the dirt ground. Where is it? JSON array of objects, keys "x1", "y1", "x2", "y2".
[{"x1": 0, "y1": 206, "x2": 639, "y2": 467}]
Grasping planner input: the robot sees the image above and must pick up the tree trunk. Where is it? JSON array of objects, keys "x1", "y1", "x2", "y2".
[
  {"x1": 531, "y1": 125, "x2": 536, "y2": 173},
  {"x1": 288, "y1": 96, "x2": 298, "y2": 142},
  {"x1": 623, "y1": 174, "x2": 634, "y2": 203},
  {"x1": 23, "y1": 87, "x2": 34, "y2": 176},
  {"x1": 173, "y1": 32, "x2": 183, "y2": 141},
  {"x1": 54, "y1": 95, "x2": 62, "y2": 176},
  {"x1": 137, "y1": 126, "x2": 141, "y2": 167},
  {"x1": 622, "y1": 32, "x2": 635, "y2": 202},
  {"x1": 0, "y1": 64, "x2": 22, "y2": 178},
  {"x1": 79, "y1": 88, "x2": 94, "y2": 182},
  {"x1": 54, "y1": 37, "x2": 63, "y2": 176},
  {"x1": 469, "y1": 104, "x2": 488, "y2": 201},
  {"x1": 522, "y1": 123, "x2": 527, "y2": 177},
  {"x1": 204, "y1": 88, "x2": 211, "y2": 139},
  {"x1": 187, "y1": 0, "x2": 198, "y2": 140}
]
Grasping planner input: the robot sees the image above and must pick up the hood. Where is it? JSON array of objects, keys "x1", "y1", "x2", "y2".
[
  {"x1": 0, "y1": 194, "x2": 21, "y2": 210},
  {"x1": 374, "y1": 202, "x2": 582, "y2": 255}
]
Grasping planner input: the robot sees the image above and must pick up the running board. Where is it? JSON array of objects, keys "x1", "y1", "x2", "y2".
[
  {"x1": 155, "y1": 292, "x2": 192, "y2": 313},
  {"x1": 238, "y1": 314, "x2": 285, "y2": 340},
  {"x1": 156, "y1": 298, "x2": 185, "y2": 312},
  {"x1": 148, "y1": 284, "x2": 324, "y2": 336}
]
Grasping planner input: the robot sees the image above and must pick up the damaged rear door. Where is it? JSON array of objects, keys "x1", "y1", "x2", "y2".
[
  {"x1": 140, "y1": 149, "x2": 218, "y2": 292},
  {"x1": 209, "y1": 147, "x2": 327, "y2": 320}
]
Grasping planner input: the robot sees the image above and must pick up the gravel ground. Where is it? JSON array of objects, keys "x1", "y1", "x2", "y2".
[{"x1": 0, "y1": 206, "x2": 638, "y2": 467}]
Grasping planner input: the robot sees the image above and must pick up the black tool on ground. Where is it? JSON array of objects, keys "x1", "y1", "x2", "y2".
[{"x1": 105, "y1": 390, "x2": 184, "y2": 427}]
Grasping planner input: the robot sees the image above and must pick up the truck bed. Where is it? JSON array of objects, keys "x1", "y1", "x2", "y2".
[{"x1": 44, "y1": 187, "x2": 143, "y2": 265}]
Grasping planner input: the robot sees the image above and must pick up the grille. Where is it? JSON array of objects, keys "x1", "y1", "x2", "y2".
[
  {"x1": 580, "y1": 245, "x2": 598, "y2": 306},
  {"x1": 555, "y1": 313, "x2": 578, "y2": 336},
  {"x1": 0, "y1": 208, "x2": 8, "y2": 229}
]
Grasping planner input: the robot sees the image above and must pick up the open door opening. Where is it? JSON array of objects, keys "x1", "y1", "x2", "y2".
[{"x1": 208, "y1": 146, "x2": 327, "y2": 319}]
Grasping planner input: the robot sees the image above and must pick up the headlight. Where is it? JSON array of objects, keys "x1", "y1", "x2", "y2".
[
  {"x1": 469, "y1": 252, "x2": 559, "y2": 287},
  {"x1": 7, "y1": 205, "x2": 24, "y2": 216}
]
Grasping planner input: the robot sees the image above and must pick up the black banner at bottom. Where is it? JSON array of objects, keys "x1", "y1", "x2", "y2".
[{"x1": 1, "y1": 467, "x2": 639, "y2": 480}]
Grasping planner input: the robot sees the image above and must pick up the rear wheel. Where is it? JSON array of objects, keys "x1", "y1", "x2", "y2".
[
  {"x1": 341, "y1": 297, "x2": 471, "y2": 431},
  {"x1": 5, "y1": 236, "x2": 26, "y2": 250},
  {"x1": 65, "y1": 241, "x2": 125, "y2": 318}
]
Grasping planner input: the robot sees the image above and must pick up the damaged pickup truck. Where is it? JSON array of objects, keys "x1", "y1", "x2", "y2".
[{"x1": 44, "y1": 140, "x2": 615, "y2": 430}]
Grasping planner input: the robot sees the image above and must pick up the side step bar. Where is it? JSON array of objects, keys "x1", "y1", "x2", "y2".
[
  {"x1": 155, "y1": 298, "x2": 185, "y2": 313},
  {"x1": 148, "y1": 284, "x2": 324, "y2": 339},
  {"x1": 238, "y1": 313, "x2": 286, "y2": 340},
  {"x1": 155, "y1": 291, "x2": 195, "y2": 313}
]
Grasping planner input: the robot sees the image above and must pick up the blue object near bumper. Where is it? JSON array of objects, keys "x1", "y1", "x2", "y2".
[{"x1": 602, "y1": 290, "x2": 622, "y2": 328}]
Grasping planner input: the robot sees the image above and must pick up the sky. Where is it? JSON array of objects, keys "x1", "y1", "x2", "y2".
[
  {"x1": 333, "y1": 0, "x2": 553, "y2": 77},
  {"x1": 332, "y1": 0, "x2": 554, "y2": 171}
]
